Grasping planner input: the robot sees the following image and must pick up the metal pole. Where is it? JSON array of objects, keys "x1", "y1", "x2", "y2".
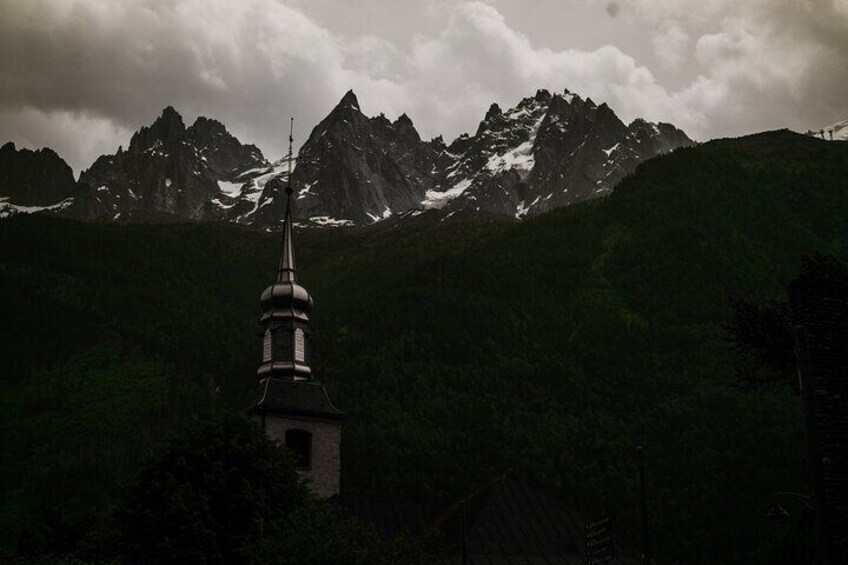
[
  {"x1": 638, "y1": 445, "x2": 651, "y2": 564},
  {"x1": 461, "y1": 500, "x2": 468, "y2": 565}
]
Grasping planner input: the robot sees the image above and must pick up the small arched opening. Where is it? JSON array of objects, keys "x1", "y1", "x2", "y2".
[{"x1": 285, "y1": 429, "x2": 312, "y2": 469}]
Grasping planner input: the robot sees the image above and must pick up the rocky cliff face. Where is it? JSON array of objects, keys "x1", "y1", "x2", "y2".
[
  {"x1": 288, "y1": 88, "x2": 693, "y2": 224},
  {"x1": 72, "y1": 107, "x2": 267, "y2": 221},
  {"x1": 287, "y1": 90, "x2": 445, "y2": 225},
  {"x1": 0, "y1": 142, "x2": 77, "y2": 213},
  {"x1": 420, "y1": 89, "x2": 694, "y2": 218}
]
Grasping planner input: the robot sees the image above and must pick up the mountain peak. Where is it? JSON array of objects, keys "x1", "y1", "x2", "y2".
[
  {"x1": 597, "y1": 102, "x2": 616, "y2": 117},
  {"x1": 373, "y1": 112, "x2": 391, "y2": 127},
  {"x1": 392, "y1": 113, "x2": 421, "y2": 143},
  {"x1": 126, "y1": 106, "x2": 186, "y2": 154},
  {"x1": 0, "y1": 139, "x2": 76, "y2": 207},
  {"x1": 338, "y1": 90, "x2": 360, "y2": 110},
  {"x1": 150, "y1": 106, "x2": 186, "y2": 140},
  {"x1": 158, "y1": 106, "x2": 184, "y2": 126},
  {"x1": 476, "y1": 103, "x2": 506, "y2": 135},
  {"x1": 534, "y1": 89, "x2": 552, "y2": 103},
  {"x1": 190, "y1": 115, "x2": 226, "y2": 132}
]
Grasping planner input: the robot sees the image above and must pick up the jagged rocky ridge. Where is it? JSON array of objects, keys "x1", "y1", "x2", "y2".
[
  {"x1": 292, "y1": 89, "x2": 693, "y2": 224},
  {"x1": 287, "y1": 90, "x2": 447, "y2": 226},
  {"x1": 0, "y1": 142, "x2": 77, "y2": 216},
  {"x1": 0, "y1": 88, "x2": 694, "y2": 225},
  {"x1": 68, "y1": 107, "x2": 269, "y2": 221}
]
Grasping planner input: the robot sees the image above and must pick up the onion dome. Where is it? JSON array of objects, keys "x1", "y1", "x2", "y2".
[{"x1": 260, "y1": 281, "x2": 313, "y2": 320}]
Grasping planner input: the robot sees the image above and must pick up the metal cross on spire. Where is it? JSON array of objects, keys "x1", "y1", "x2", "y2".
[
  {"x1": 276, "y1": 117, "x2": 296, "y2": 282},
  {"x1": 286, "y1": 116, "x2": 294, "y2": 195},
  {"x1": 275, "y1": 116, "x2": 318, "y2": 174}
]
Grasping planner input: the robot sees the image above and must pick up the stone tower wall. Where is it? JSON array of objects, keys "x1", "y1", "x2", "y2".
[{"x1": 263, "y1": 415, "x2": 342, "y2": 498}]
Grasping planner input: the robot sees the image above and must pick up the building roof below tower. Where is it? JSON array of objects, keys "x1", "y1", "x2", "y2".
[
  {"x1": 252, "y1": 378, "x2": 345, "y2": 422},
  {"x1": 335, "y1": 473, "x2": 640, "y2": 564}
]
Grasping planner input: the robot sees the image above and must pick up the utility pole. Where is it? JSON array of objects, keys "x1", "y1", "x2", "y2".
[
  {"x1": 460, "y1": 500, "x2": 468, "y2": 565},
  {"x1": 638, "y1": 445, "x2": 651, "y2": 565}
]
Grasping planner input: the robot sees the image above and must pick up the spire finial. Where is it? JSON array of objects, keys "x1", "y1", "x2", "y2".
[
  {"x1": 286, "y1": 116, "x2": 294, "y2": 195},
  {"x1": 277, "y1": 117, "x2": 296, "y2": 282}
]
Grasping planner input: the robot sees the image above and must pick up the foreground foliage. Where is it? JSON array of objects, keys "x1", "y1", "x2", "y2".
[
  {"x1": 1, "y1": 130, "x2": 846, "y2": 563},
  {"x1": 116, "y1": 412, "x2": 306, "y2": 564}
]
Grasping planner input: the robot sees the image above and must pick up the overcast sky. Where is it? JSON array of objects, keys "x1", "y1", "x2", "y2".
[{"x1": 2, "y1": 0, "x2": 847, "y2": 173}]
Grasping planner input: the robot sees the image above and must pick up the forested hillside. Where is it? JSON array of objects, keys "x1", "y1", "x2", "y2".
[{"x1": 1, "y1": 130, "x2": 845, "y2": 563}]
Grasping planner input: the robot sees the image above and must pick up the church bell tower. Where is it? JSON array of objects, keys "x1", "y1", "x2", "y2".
[{"x1": 251, "y1": 120, "x2": 344, "y2": 498}]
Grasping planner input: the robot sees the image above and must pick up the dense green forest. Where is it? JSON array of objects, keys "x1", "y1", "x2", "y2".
[{"x1": 1, "y1": 130, "x2": 846, "y2": 563}]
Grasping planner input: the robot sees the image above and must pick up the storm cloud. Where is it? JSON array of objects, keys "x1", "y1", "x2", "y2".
[{"x1": 1, "y1": 0, "x2": 846, "y2": 173}]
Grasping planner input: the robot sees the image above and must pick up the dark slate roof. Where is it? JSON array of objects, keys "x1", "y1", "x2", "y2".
[
  {"x1": 436, "y1": 475, "x2": 587, "y2": 564},
  {"x1": 333, "y1": 494, "x2": 445, "y2": 539},
  {"x1": 339, "y1": 473, "x2": 639, "y2": 564},
  {"x1": 252, "y1": 378, "x2": 345, "y2": 421}
]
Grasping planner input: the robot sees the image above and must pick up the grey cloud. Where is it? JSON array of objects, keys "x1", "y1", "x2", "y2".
[
  {"x1": 0, "y1": 0, "x2": 846, "y2": 173},
  {"x1": 0, "y1": 0, "x2": 357, "y2": 171}
]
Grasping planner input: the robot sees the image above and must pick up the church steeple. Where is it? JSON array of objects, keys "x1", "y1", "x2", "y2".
[
  {"x1": 257, "y1": 120, "x2": 314, "y2": 380},
  {"x1": 251, "y1": 118, "x2": 344, "y2": 499}
]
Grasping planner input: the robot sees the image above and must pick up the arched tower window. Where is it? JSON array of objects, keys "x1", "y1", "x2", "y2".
[
  {"x1": 294, "y1": 328, "x2": 306, "y2": 363},
  {"x1": 262, "y1": 329, "x2": 272, "y2": 362},
  {"x1": 285, "y1": 429, "x2": 312, "y2": 469}
]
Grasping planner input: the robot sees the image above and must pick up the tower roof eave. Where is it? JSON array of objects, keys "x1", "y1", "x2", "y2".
[{"x1": 251, "y1": 378, "x2": 346, "y2": 422}]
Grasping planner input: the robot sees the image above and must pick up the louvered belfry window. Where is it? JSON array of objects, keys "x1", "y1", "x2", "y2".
[
  {"x1": 294, "y1": 328, "x2": 306, "y2": 363},
  {"x1": 262, "y1": 329, "x2": 272, "y2": 362}
]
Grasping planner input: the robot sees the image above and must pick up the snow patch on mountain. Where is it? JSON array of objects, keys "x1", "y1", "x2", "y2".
[
  {"x1": 243, "y1": 166, "x2": 286, "y2": 202},
  {"x1": 236, "y1": 166, "x2": 268, "y2": 180},
  {"x1": 485, "y1": 115, "x2": 544, "y2": 178},
  {"x1": 603, "y1": 143, "x2": 620, "y2": 156},
  {"x1": 422, "y1": 178, "x2": 472, "y2": 209},
  {"x1": 309, "y1": 216, "x2": 355, "y2": 227},
  {"x1": 211, "y1": 198, "x2": 235, "y2": 210},
  {"x1": 297, "y1": 181, "x2": 317, "y2": 200},
  {"x1": 0, "y1": 196, "x2": 74, "y2": 218},
  {"x1": 217, "y1": 179, "x2": 242, "y2": 197},
  {"x1": 515, "y1": 195, "x2": 543, "y2": 219},
  {"x1": 365, "y1": 206, "x2": 393, "y2": 223}
]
